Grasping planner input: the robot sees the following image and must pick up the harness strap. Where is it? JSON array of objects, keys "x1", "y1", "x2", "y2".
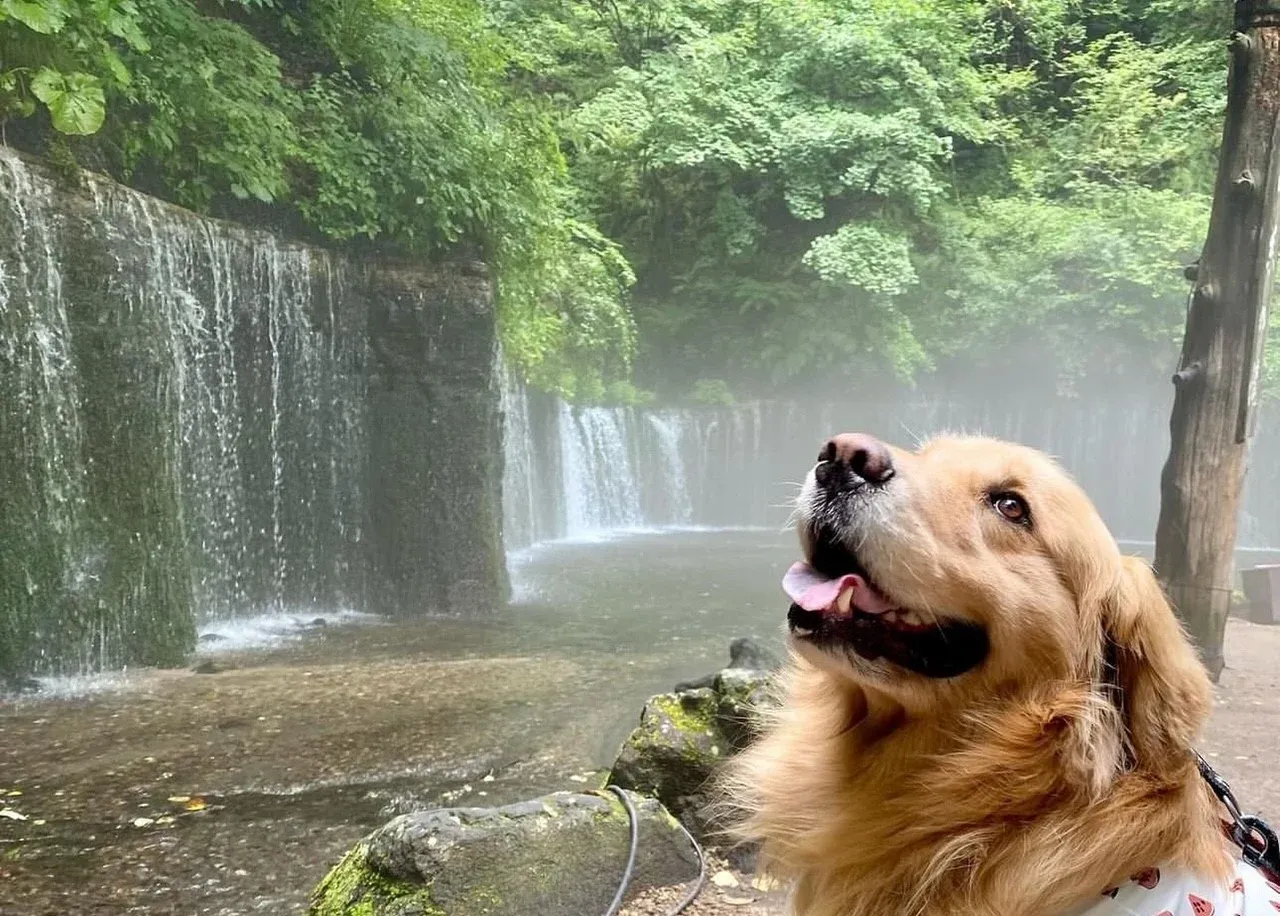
[{"x1": 1195, "y1": 750, "x2": 1280, "y2": 885}]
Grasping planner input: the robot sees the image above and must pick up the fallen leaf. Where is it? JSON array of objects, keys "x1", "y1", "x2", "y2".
[
  {"x1": 0, "y1": 809, "x2": 27, "y2": 822},
  {"x1": 752, "y1": 874, "x2": 783, "y2": 892},
  {"x1": 32, "y1": 819, "x2": 46, "y2": 827},
  {"x1": 183, "y1": 798, "x2": 208, "y2": 812},
  {"x1": 6, "y1": 790, "x2": 22, "y2": 797},
  {"x1": 711, "y1": 870, "x2": 740, "y2": 888},
  {"x1": 131, "y1": 817, "x2": 155, "y2": 828},
  {"x1": 167, "y1": 796, "x2": 190, "y2": 804}
]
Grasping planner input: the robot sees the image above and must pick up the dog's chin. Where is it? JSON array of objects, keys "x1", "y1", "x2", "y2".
[{"x1": 786, "y1": 526, "x2": 990, "y2": 681}]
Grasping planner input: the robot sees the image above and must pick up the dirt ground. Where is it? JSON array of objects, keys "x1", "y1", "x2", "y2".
[{"x1": 1, "y1": 617, "x2": 1277, "y2": 916}]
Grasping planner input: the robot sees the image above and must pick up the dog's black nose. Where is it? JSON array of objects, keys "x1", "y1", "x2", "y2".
[{"x1": 815, "y1": 433, "x2": 895, "y2": 489}]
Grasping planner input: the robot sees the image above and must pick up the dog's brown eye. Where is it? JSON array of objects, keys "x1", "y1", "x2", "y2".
[{"x1": 990, "y1": 492, "x2": 1030, "y2": 524}]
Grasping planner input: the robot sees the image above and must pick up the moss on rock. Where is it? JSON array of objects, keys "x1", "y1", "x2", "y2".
[
  {"x1": 609, "y1": 664, "x2": 775, "y2": 839},
  {"x1": 713, "y1": 668, "x2": 774, "y2": 751},
  {"x1": 309, "y1": 791, "x2": 698, "y2": 916},
  {"x1": 310, "y1": 842, "x2": 444, "y2": 916}
]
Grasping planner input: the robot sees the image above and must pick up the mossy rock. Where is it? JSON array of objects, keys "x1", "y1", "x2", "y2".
[
  {"x1": 609, "y1": 659, "x2": 775, "y2": 841},
  {"x1": 608, "y1": 688, "x2": 727, "y2": 837},
  {"x1": 309, "y1": 790, "x2": 698, "y2": 916},
  {"x1": 713, "y1": 667, "x2": 773, "y2": 752}
]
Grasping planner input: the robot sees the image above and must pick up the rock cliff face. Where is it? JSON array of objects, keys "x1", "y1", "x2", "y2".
[
  {"x1": 0, "y1": 148, "x2": 507, "y2": 678},
  {"x1": 366, "y1": 263, "x2": 507, "y2": 619}
]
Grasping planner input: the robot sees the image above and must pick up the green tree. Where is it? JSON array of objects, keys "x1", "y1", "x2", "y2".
[
  {"x1": 2, "y1": 0, "x2": 637, "y2": 397},
  {"x1": 1, "y1": 0, "x2": 1243, "y2": 402},
  {"x1": 493, "y1": 0, "x2": 1231, "y2": 399}
]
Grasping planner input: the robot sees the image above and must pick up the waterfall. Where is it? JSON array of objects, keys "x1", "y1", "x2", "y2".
[
  {"x1": 499, "y1": 370, "x2": 1280, "y2": 555},
  {"x1": 560, "y1": 404, "x2": 644, "y2": 538},
  {"x1": 499, "y1": 362, "x2": 537, "y2": 549},
  {"x1": 500, "y1": 374, "x2": 714, "y2": 548},
  {"x1": 1, "y1": 149, "x2": 368, "y2": 675},
  {"x1": 645, "y1": 411, "x2": 693, "y2": 526},
  {"x1": 0, "y1": 151, "x2": 96, "y2": 675},
  {"x1": 500, "y1": 360, "x2": 563, "y2": 549},
  {"x1": 85, "y1": 167, "x2": 368, "y2": 622}
]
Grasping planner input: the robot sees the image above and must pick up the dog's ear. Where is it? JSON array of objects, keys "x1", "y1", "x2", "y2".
[{"x1": 1100, "y1": 556, "x2": 1213, "y2": 774}]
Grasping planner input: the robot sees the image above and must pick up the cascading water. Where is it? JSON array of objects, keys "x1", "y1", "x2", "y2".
[
  {"x1": 87, "y1": 165, "x2": 368, "y2": 623},
  {"x1": 0, "y1": 151, "x2": 96, "y2": 676},
  {"x1": 499, "y1": 371, "x2": 1280, "y2": 555},
  {"x1": 644, "y1": 412, "x2": 694, "y2": 526},
  {"x1": 559, "y1": 403, "x2": 645, "y2": 538},
  {"x1": 501, "y1": 376, "x2": 720, "y2": 549},
  {"x1": 0, "y1": 149, "x2": 367, "y2": 675}
]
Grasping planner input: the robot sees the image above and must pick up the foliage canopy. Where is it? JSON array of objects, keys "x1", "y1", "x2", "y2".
[{"x1": 2, "y1": 0, "x2": 1273, "y2": 401}]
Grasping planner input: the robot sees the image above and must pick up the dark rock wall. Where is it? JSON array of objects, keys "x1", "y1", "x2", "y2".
[{"x1": 366, "y1": 264, "x2": 509, "y2": 616}]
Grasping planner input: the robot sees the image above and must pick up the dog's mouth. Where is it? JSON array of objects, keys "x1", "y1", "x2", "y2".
[{"x1": 782, "y1": 532, "x2": 989, "y2": 679}]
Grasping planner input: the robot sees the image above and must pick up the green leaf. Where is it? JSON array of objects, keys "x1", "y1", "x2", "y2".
[
  {"x1": 101, "y1": 45, "x2": 132, "y2": 86},
  {"x1": 31, "y1": 69, "x2": 106, "y2": 135},
  {"x1": 106, "y1": 8, "x2": 150, "y2": 52},
  {"x1": 1, "y1": 0, "x2": 70, "y2": 34}
]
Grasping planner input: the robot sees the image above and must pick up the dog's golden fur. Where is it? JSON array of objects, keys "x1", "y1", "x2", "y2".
[{"x1": 726, "y1": 435, "x2": 1230, "y2": 916}]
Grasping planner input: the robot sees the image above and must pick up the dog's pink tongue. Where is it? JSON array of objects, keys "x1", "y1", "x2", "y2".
[{"x1": 782, "y1": 562, "x2": 894, "y2": 615}]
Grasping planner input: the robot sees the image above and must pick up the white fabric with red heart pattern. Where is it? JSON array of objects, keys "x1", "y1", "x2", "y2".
[{"x1": 1062, "y1": 860, "x2": 1280, "y2": 916}]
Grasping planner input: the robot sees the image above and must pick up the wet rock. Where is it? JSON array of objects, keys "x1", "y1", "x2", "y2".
[
  {"x1": 309, "y1": 790, "x2": 698, "y2": 916},
  {"x1": 611, "y1": 690, "x2": 724, "y2": 837},
  {"x1": 713, "y1": 668, "x2": 772, "y2": 752},
  {"x1": 726, "y1": 637, "x2": 780, "y2": 673},
  {"x1": 613, "y1": 640, "x2": 777, "y2": 840},
  {"x1": 192, "y1": 660, "x2": 232, "y2": 675},
  {"x1": 674, "y1": 636, "x2": 779, "y2": 692}
]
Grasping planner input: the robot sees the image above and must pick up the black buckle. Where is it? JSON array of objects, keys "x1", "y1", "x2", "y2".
[{"x1": 1195, "y1": 751, "x2": 1280, "y2": 882}]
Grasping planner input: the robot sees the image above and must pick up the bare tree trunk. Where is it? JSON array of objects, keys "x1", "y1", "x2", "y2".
[{"x1": 1154, "y1": 2, "x2": 1280, "y2": 681}]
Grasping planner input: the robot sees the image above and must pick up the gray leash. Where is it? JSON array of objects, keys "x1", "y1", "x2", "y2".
[{"x1": 603, "y1": 786, "x2": 708, "y2": 916}]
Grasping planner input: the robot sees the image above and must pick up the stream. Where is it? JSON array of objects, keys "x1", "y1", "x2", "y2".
[{"x1": 0, "y1": 528, "x2": 791, "y2": 915}]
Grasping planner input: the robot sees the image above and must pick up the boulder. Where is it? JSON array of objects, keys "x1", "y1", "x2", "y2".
[
  {"x1": 674, "y1": 636, "x2": 779, "y2": 693},
  {"x1": 610, "y1": 655, "x2": 775, "y2": 840},
  {"x1": 713, "y1": 667, "x2": 773, "y2": 752},
  {"x1": 309, "y1": 790, "x2": 699, "y2": 916},
  {"x1": 726, "y1": 636, "x2": 781, "y2": 672},
  {"x1": 610, "y1": 689, "x2": 725, "y2": 838}
]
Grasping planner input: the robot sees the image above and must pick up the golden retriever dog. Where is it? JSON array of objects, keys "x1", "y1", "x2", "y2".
[{"x1": 725, "y1": 433, "x2": 1264, "y2": 916}]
